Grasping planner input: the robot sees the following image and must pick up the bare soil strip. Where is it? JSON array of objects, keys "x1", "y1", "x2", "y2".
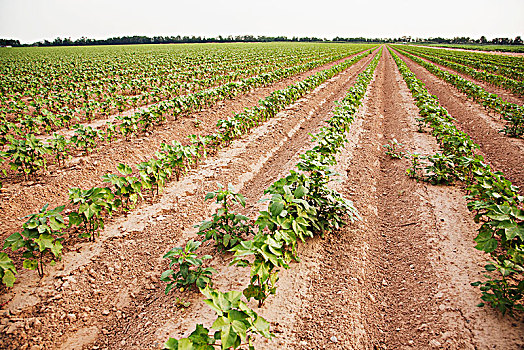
[
  {"x1": 393, "y1": 50, "x2": 524, "y2": 193},
  {"x1": 0, "y1": 51, "x2": 375, "y2": 242}
]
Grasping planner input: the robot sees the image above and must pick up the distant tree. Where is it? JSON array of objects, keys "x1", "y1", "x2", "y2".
[
  {"x1": 0, "y1": 38, "x2": 21, "y2": 46},
  {"x1": 480, "y1": 35, "x2": 487, "y2": 44},
  {"x1": 491, "y1": 37, "x2": 511, "y2": 45},
  {"x1": 514, "y1": 36, "x2": 523, "y2": 45}
]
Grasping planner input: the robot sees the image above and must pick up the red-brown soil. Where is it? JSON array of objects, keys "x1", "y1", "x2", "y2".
[{"x1": 1, "y1": 47, "x2": 523, "y2": 350}]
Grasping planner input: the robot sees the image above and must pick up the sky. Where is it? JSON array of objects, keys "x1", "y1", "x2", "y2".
[{"x1": 0, "y1": 0, "x2": 523, "y2": 44}]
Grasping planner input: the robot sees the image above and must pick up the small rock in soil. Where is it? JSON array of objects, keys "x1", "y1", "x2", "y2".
[
  {"x1": 368, "y1": 293, "x2": 376, "y2": 303},
  {"x1": 429, "y1": 339, "x2": 442, "y2": 347},
  {"x1": 330, "y1": 336, "x2": 338, "y2": 343}
]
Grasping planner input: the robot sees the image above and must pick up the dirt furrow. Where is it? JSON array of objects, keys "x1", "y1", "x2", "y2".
[
  {"x1": 0, "y1": 50, "x2": 378, "y2": 350},
  {"x1": 0, "y1": 50, "x2": 375, "y2": 242},
  {"x1": 288, "y1": 47, "x2": 524, "y2": 349},
  {"x1": 393, "y1": 49, "x2": 524, "y2": 194}
]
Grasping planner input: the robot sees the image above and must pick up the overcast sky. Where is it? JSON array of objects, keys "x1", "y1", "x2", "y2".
[{"x1": 0, "y1": 0, "x2": 522, "y2": 43}]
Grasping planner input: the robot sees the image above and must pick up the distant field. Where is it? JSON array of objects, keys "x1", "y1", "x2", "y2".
[{"x1": 414, "y1": 43, "x2": 524, "y2": 53}]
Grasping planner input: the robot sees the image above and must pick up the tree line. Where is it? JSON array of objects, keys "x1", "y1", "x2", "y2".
[
  {"x1": 0, "y1": 35, "x2": 522, "y2": 47},
  {"x1": 413, "y1": 36, "x2": 523, "y2": 45}
]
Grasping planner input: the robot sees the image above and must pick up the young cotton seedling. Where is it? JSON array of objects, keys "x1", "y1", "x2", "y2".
[
  {"x1": 383, "y1": 138, "x2": 405, "y2": 159},
  {"x1": 196, "y1": 183, "x2": 254, "y2": 251},
  {"x1": 4, "y1": 204, "x2": 66, "y2": 277},
  {"x1": 161, "y1": 240, "x2": 216, "y2": 293}
]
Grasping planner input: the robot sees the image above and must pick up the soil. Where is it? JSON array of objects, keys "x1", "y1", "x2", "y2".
[
  {"x1": 1, "y1": 46, "x2": 523, "y2": 350},
  {"x1": 394, "y1": 49, "x2": 524, "y2": 194}
]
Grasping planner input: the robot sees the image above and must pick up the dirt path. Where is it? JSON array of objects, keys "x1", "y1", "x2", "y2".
[
  {"x1": 393, "y1": 49, "x2": 524, "y2": 194},
  {"x1": 0, "y1": 50, "x2": 375, "y2": 242},
  {"x1": 401, "y1": 50, "x2": 524, "y2": 105},
  {"x1": 0, "y1": 49, "x2": 379, "y2": 350}
]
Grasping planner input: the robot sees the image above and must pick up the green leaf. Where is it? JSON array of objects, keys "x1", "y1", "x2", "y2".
[
  {"x1": 177, "y1": 338, "x2": 193, "y2": 350},
  {"x1": 294, "y1": 185, "x2": 307, "y2": 199},
  {"x1": 2, "y1": 270, "x2": 16, "y2": 287},
  {"x1": 228, "y1": 309, "x2": 248, "y2": 322},
  {"x1": 253, "y1": 315, "x2": 271, "y2": 334},
  {"x1": 269, "y1": 201, "x2": 284, "y2": 217},
  {"x1": 252, "y1": 260, "x2": 270, "y2": 282},
  {"x1": 212, "y1": 316, "x2": 230, "y2": 330},
  {"x1": 513, "y1": 208, "x2": 524, "y2": 220},
  {"x1": 49, "y1": 216, "x2": 65, "y2": 231},
  {"x1": 117, "y1": 163, "x2": 133, "y2": 175},
  {"x1": 35, "y1": 234, "x2": 54, "y2": 252},
  {"x1": 85, "y1": 203, "x2": 100, "y2": 220},
  {"x1": 506, "y1": 225, "x2": 524, "y2": 241},
  {"x1": 474, "y1": 231, "x2": 498, "y2": 253},
  {"x1": 4, "y1": 232, "x2": 24, "y2": 251},
  {"x1": 484, "y1": 264, "x2": 496, "y2": 271},
  {"x1": 68, "y1": 212, "x2": 83, "y2": 226},
  {"x1": 486, "y1": 212, "x2": 510, "y2": 221},
  {"x1": 492, "y1": 220, "x2": 515, "y2": 229},
  {"x1": 216, "y1": 292, "x2": 232, "y2": 312},
  {"x1": 23, "y1": 259, "x2": 38, "y2": 270},
  {"x1": 223, "y1": 234, "x2": 231, "y2": 248},
  {"x1": 220, "y1": 325, "x2": 238, "y2": 349},
  {"x1": 50, "y1": 240, "x2": 63, "y2": 258},
  {"x1": 164, "y1": 338, "x2": 178, "y2": 350}
]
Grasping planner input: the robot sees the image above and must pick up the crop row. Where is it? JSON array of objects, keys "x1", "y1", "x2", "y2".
[
  {"x1": 1, "y1": 44, "x2": 370, "y2": 134},
  {"x1": 404, "y1": 45, "x2": 524, "y2": 79},
  {"x1": 2, "y1": 44, "x2": 358, "y2": 96},
  {"x1": 390, "y1": 47, "x2": 523, "y2": 315},
  {"x1": 161, "y1": 49, "x2": 381, "y2": 350},
  {"x1": 1, "y1": 53, "x2": 310, "y2": 131},
  {"x1": 394, "y1": 47, "x2": 523, "y2": 138},
  {"x1": 2, "y1": 51, "x2": 267, "y2": 125},
  {"x1": 0, "y1": 48, "x2": 375, "y2": 289},
  {"x1": 419, "y1": 45, "x2": 524, "y2": 70},
  {"x1": 0, "y1": 47, "x2": 374, "y2": 183},
  {"x1": 399, "y1": 46, "x2": 524, "y2": 94}
]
